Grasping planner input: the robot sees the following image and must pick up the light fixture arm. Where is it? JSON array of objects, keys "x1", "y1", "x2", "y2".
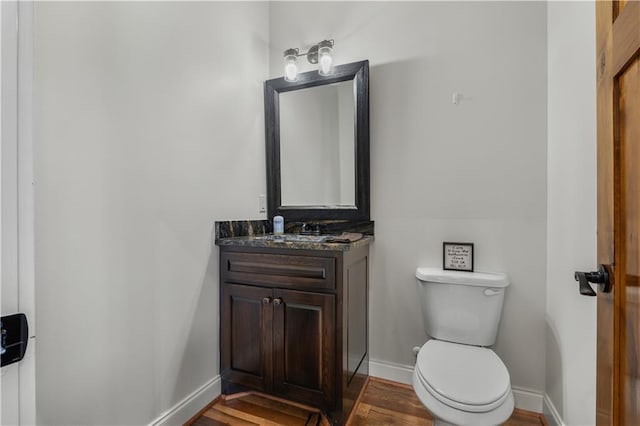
[{"x1": 285, "y1": 40, "x2": 334, "y2": 65}]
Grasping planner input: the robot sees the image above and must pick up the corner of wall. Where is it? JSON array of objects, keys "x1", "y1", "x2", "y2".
[
  {"x1": 543, "y1": 393, "x2": 565, "y2": 426},
  {"x1": 148, "y1": 376, "x2": 221, "y2": 426}
]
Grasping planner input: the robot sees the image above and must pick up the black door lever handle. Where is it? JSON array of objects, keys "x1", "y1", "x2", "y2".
[{"x1": 574, "y1": 265, "x2": 611, "y2": 296}]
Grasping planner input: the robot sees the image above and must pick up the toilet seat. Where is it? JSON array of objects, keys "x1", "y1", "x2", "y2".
[
  {"x1": 413, "y1": 370, "x2": 515, "y2": 426},
  {"x1": 416, "y1": 339, "x2": 511, "y2": 413}
]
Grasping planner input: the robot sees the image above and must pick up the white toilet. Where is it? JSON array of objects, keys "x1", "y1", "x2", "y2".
[{"x1": 412, "y1": 267, "x2": 514, "y2": 426}]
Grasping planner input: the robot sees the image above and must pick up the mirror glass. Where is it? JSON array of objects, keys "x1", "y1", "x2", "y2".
[
  {"x1": 279, "y1": 80, "x2": 355, "y2": 207},
  {"x1": 264, "y1": 60, "x2": 369, "y2": 221}
]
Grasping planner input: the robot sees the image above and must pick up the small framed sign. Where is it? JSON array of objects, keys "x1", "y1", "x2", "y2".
[{"x1": 443, "y1": 242, "x2": 474, "y2": 272}]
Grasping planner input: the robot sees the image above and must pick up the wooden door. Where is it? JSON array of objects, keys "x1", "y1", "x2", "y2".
[
  {"x1": 596, "y1": 2, "x2": 640, "y2": 424},
  {"x1": 220, "y1": 283, "x2": 273, "y2": 393},
  {"x1": 272, "y1": 288, "x2": 335, "y2": 409}
]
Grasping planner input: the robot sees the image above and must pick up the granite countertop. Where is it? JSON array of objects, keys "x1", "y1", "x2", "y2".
[
  {"x1": 215, "y1": 234, "x2": 374, "y2": 251},
  {"x1": 214, "y1": 219, "x2": 374, "y2": 251}
]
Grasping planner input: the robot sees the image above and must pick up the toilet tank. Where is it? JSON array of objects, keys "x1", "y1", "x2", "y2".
[{"x1": 415, "y1": 267, "x2": 510, "y2": 346}]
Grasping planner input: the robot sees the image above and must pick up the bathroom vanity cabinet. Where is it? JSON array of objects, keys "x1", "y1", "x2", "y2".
[{"x1": 218, "y1": 241, "x2": 370, "y2": 424}]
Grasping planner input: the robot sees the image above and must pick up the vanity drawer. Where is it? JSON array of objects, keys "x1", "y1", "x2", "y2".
[{"x1": 221, "y1": 252, "x2": 336, "y2": 290}]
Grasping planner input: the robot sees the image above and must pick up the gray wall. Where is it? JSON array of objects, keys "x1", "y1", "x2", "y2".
[
  {"x1": 270, "y1": 1, "x2": 548, "y2": 394},
  {"x1": 32, "y1": 2, "x2": 600, "y2": 424},
  {"x1": 34, "y1": 2, "x2": 268, "y2": 424},
  {"x1": 546, "y1": 2, "x2": 597, "y2": 424}
]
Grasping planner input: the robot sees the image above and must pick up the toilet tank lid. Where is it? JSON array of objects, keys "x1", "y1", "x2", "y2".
[{"x1": 415, "y1": 267, "x2": 510, "y2": 288}]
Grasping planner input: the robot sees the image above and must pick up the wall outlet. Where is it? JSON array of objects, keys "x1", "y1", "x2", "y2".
[{"x1": 258, "y1": 195, "x2": 266, "y2": 213}]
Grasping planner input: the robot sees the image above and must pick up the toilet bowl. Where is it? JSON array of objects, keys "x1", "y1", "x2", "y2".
[
  {"x1": 413, "y1": 267, "x2": 513, "y2": 425},
  {"x1": 412, "y1": 339, "x2": 514, "y2": 426}
]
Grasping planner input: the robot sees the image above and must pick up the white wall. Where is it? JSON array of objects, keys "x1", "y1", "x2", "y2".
[
  {"x1": 270, "y1": 1, "x2": 548, "y2": 395},
  {"x1": 546, "y1": 2, "x2": 597, "y2": 425},
  {"x1": 33, "y1": 2, "x2": 593, "y2": 423},
  {"x1": 33, "y1": 2, "x2": 268, "y2": 424}
]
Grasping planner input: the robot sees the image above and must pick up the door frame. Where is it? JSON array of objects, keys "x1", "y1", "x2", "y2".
[{"x1": 1, "y1": 1, "x2": 35, "y2": 424}]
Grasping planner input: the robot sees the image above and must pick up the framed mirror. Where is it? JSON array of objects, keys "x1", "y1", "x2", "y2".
[{"x1": 264, "y1": 60, "x2": 369, "y2": 221}]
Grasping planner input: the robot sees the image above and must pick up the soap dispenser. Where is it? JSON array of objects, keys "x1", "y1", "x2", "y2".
[{"x1": 273, "y1": 215, "x2": 284, "y2": 235}]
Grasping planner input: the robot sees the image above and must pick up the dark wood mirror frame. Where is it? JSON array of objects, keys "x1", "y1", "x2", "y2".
[{"x1": 264, "y1": 60, "x2": 370, "y2": 222}]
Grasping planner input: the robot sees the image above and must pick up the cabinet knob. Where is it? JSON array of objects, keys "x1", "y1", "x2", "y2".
[
  {"x1": 273, "y1": 298, "x2": 283, "y2": 306},
  {"x1": 262, "y1": 297, "x2": 272, "y2": 305}
]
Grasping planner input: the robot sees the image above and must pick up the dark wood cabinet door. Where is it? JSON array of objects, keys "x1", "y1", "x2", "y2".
[
  {"x1": 221, "y1": 284, "x2": 273, "y2": 392},
  {"x1": 272, "y1": 289, "x2": 335, "y2": 409}
]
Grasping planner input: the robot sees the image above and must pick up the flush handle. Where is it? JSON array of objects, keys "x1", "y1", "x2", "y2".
[
  {"x1": 483, "y1": 288, "x2": 502, "y2": 297},
  {"x1": 574, "y1": 265, "x2": 611, "y2": 296}
]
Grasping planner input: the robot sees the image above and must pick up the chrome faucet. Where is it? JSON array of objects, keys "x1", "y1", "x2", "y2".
[{"x1": 300, "y1": 223, "x2": 322, "y2": 236}]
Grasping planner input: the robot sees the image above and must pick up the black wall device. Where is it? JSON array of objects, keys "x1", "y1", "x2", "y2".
[{"x1": 1, "y1": 313, "x2": 29, "y2": 368}]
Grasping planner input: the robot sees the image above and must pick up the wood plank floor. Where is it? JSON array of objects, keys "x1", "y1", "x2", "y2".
[
  {"x1": 190, "y1": 393, "x2": 324, "y2": 426},
  {"x1": 348, "y1": 378, "x2": 547, "y2": 426},
  {"x1": 188, "y1": 378, "x2": 547, "y2": 426}
]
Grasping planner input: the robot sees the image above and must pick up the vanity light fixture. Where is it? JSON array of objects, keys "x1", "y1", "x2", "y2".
[{"x1": 282, "y1": 39, "x2": 334, "y2": 82}]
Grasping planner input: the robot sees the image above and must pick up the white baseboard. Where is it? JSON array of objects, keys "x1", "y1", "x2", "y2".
[
  {"x1": 369, "y1": 359, "x2": 544, "y2": 414},
  {"x1": 149, "y1": 375, "x2": 221, "y2": 426},
  {"x1": 511, "y1": 386, "x2": 543, "y2": 413},
  {"x1": 543, "y1": 394, "x2": 565, "y2": 426},
  {"x1": 369, "y1": 358, "x2": 414, "y2": 385}
]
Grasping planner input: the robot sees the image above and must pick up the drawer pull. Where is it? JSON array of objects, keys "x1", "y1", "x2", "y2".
[
  {"x1": 229, "y1": 261, "x2": 327, "y2": 279},
  {"x1": 262, "y1": 297, "x2": 272, "y2": 305},
  {"x1": 222, "y1": 252, "x2": 336, "y2": 290},
  {"x1": 273, "y1": 298, "x2": 283, "y2": 306}
]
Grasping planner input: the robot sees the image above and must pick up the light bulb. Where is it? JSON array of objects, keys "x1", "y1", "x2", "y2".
[
  {"x1": 285, "y1": 60, "x2": 298, "y2": 82},
  {"x1": 283, "y1": 49, "x2": 298, "y2": 82},
  {"x1": 318, "y1": 45, "x2": 333, "y2": 76}
]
